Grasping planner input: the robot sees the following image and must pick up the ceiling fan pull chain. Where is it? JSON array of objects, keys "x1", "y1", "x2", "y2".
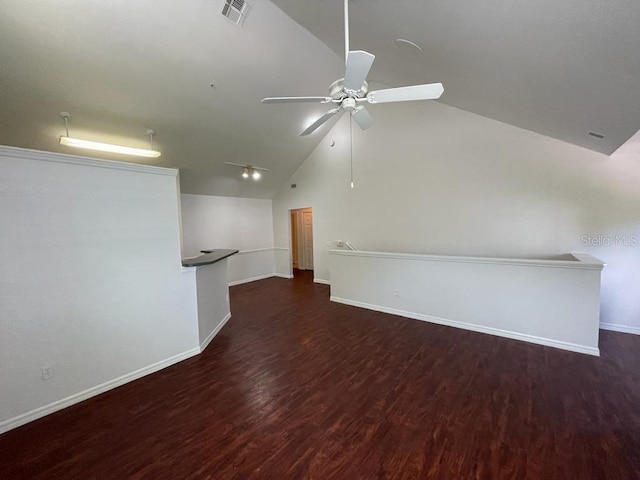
[{"x1": 350, "y1": 114, "x2": 354, "y2": 189}]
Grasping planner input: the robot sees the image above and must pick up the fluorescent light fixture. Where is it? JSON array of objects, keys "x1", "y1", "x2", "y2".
[{"x1": 59, "y1": 136, "x2": 161, "y2": 158}]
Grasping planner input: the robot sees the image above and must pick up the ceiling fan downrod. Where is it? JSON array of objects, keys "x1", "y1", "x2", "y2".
[{"x1": 344, "y1": 0, "x2": 350, "y2": 65}]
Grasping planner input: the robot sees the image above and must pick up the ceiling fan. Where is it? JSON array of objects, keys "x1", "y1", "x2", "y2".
[{"x1": 261, "y1": 0, "x2": 444, "y2": 136}]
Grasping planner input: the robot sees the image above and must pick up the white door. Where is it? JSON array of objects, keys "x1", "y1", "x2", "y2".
[
  {"x1": 302, "y1": 208, "x2": 314, "y2": 270},
  {"x1": 291, "y1": 211, "x2": 299, "y2": 269}
]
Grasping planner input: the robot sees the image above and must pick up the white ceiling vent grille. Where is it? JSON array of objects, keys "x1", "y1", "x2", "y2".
[{"x1": 221, "y1": 0, "x2": 249, "y2": 26}]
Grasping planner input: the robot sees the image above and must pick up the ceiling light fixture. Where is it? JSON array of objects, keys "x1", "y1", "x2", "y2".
[
  {"x1": 394, "y1": 38, "x2": 423, "y2": 54},
  {"x1": 225, "y1": 162, "x2": 268, "y2": 181},
  {"x1": 58, "y1": 113, "x2": 161, "y2": 158}
]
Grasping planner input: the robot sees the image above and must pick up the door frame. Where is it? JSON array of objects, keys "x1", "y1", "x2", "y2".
[{"x1": 288, "y1": 206, "x2": 314, "y2": 275}]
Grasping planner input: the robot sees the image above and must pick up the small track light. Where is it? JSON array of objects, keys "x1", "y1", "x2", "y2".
[{"x1": 225, "y1": 162, "x2": 268, "y2": 181}]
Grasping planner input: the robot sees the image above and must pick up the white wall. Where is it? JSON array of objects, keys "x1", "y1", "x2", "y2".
[
  {"x1": 192, "y1": 260, "x2": 232, "y2": 350},
  {"x1": 330, "y1": 251, "x2": 603, "y2": 355},
  {"x1": 272, "y1": 101, "x2": 640, "y2": 333},
  {"x1": 180, "y1": 194, "x2": 278, "y2": 284},
  {"x1": 0, "y1": 146, "x2": 199, "y2": 433}
]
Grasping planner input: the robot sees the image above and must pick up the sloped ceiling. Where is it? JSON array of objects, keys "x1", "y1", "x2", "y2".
[
  {"x1": 272, "y1": 0, "x2": 640, "y2": 157},
  {"x1": 0, "y1": 0, "x2": 343, "y2": 198},
  {"x1": 1, "y1": 0, "x2": 639, "y2": 199}
]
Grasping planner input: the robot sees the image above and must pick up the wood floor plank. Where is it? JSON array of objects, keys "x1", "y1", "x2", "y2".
[{"x1": 1, "y1": 270, "x2": 639, "y2": 479}]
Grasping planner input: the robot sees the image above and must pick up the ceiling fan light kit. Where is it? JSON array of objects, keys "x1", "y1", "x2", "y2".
[
  {"x1": 58, "y1": 113, "x2": 161, "y2": 158},
  {"x1": 261, "y1": 0, "x2": 444, "y2": 137}
]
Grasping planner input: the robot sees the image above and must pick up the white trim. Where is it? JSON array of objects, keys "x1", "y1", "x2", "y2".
[
  {"x1": 0, "y1": 145, "x2": 177, "y2": 176},
  {"x1": 600, "y1": 322, "x2": 640, "y2": 335},
  {"x1": 235, "y1": 247, "x2": 275, "y2": 255},
  {"x1": 329, "y1": 250, "x2": 605, "y2": 271},
  {"x1": 273, "y1": 247, "x2": 290, "y2": 251},
  {"x1": 330, "y1": 296, "x2": 600, "y2": 357},
  {"x1": 314, "y1": 278, "x2": 331, "y2": 285},
  {"x1": 200, "y1": 312, "x2": 232, "y2": 352},
  {"x1": 0, "y1": 347, "x2": 200, "y2": 435},
  {"x1": 273, "y1": 273, "x2": 294, "y2": 279},
  {"x1": 228, "y1": 273, "x2": 275, "y2": 286}
]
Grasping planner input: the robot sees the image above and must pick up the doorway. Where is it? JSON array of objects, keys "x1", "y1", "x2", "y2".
[{"x1": 290, "y1": 207, "x2": 314, "y2": 273}]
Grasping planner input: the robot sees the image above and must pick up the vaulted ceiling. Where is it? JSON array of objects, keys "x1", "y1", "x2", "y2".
[{"x1": 1, "y1": 0, "x2": 639, "y2": 199}]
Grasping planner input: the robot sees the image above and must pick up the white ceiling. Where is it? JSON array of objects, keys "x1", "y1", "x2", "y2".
[
  {"x1": 1, "y1": 0, "x2": 639, "y2": 199},
  {"x1": 0, "y1": 0, "x2": 343, "y2": 198},
  {"x1": 272, "y1": 0, "x2": 640, "y2": 156}
]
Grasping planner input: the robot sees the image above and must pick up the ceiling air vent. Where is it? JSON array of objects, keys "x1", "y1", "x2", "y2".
[{"x1": 221, "y1": 0, "x2": 249, "y2": 26}]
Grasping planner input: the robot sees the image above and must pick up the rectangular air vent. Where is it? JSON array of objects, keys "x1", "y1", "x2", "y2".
[{"x1": 221, "y1": 0, "x2": 249, "y2": 26}]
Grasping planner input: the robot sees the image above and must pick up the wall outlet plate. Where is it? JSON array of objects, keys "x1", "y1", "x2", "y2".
[{"x1": 41, "y1": 365, "x2": 54, "y2": 380}]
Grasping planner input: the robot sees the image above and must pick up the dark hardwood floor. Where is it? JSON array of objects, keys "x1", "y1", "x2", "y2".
[{"x1": 1, "y1": 270, "x2": 639, "y2": 479}]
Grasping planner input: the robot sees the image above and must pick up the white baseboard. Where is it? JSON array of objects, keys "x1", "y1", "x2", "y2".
[
  {"x1": 600, "y1": 322, "x2": 640, "y2": 335},
  {"x1": 228, "y1": 273, "x2": 296, "y2": 285},
  {"x1": 199, "y1": 312, "x2": 231, "y2": 352},
  {"x1": 330, "y1": 296, "x2": 600, "y2": 357},
  {"x1": 228, "y1": 273, "x2": 275, "y2": 286},
  {"x1": 313, "y1": 278, "x2": 331, "y2": 285},
  {"x1": 273, "y1": 273, "x2": 293, "y2": 279},
  {"x1": 0, "y1": 347, "x2": 201, "y2": 435}
]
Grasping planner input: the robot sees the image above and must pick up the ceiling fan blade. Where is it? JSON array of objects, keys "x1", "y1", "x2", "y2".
[
  {"x1": 261, "y1": 96, "x2": 332, "y2": 104},
  {"x1": 300, "y1": 108, "x2": 341, "y2": 136},
  {"x1": 367, "y1": 83, "x2": 444, "y2": 104},
  {"x1": 351, "y1": 106, "x2": 373, "y2": 131},
  {"x1": 344, "y1": 51, "x2": 375, "y2": 92}
]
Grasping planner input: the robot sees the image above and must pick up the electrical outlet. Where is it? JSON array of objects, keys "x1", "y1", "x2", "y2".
[
  {"x1": 41, "y1": 365, "x2": 54, "y2": 380},
  {"x1": 336, "y1": 240, "x2": 344, "y2": 247},
  {"x1": 394, "y1": 289, "x2": 400, "y2": 297}
]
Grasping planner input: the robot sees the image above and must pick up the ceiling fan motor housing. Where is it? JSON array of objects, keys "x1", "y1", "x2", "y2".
[
  {"x1": 329, "y1": 78, "x2": 368, "y2": 102},
  {"x1": 342, "y1": 97, "x2": 357, "y2": 111}
]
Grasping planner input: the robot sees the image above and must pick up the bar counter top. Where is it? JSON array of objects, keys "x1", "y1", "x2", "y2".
[{"x1": 181, "y1": 249, "x2": 238, "y2": 267}]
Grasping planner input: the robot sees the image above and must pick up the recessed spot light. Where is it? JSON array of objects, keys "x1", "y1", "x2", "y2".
[
  {"x1": 395, "y1": 38, "x2": 423, "y2": 54},
  {"x1": 589, "y1": 132, "x2": 604, "y2": 139}
]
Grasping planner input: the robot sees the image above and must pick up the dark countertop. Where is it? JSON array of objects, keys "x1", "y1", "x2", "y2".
[{"x1": 181, "y1": 249, "x2": 239, "y2": 268}]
